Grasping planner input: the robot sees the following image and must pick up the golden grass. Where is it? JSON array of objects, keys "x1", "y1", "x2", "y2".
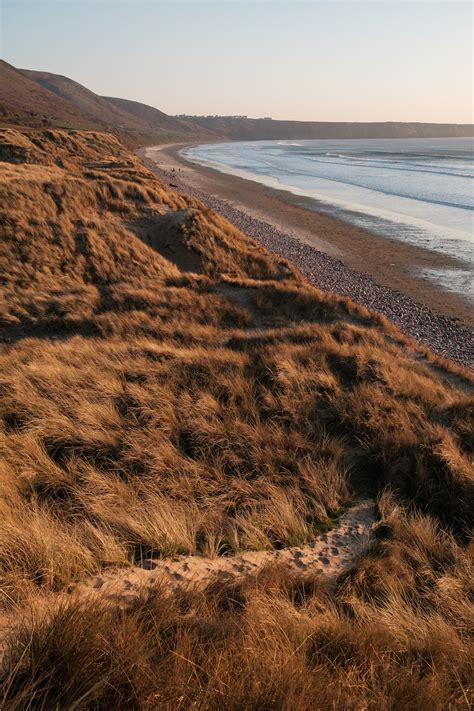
[
  {"x1": 1, "y1": 499, "x2": 472, "y2": 710},
  {"x1": 0, "y1": 127, "x2": 472, "y2": 708}
]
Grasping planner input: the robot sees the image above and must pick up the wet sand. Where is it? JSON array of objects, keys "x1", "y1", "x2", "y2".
[
  {"x1": 144, "y1": 142, "x2": 473, "y2": 327},
  {"x1": 138, "y1": 143, "x2": 474, "y2": 367}
]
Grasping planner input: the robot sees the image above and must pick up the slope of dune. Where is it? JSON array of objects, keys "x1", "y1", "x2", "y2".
[{"x1": 0, "y1": 128, "x2": 472, "y2": 709}]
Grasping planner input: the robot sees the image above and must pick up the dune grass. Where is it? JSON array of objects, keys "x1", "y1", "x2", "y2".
[
  {"x1": 1, "y1": 498, "x2": 472, "y2": 710},
  {"x1": 0, "y1": 127, "x2": 472, "y2": 709}
]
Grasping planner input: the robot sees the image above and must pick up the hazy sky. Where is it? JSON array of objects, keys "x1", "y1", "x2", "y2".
[{"x1": 1, "y1": 0, "x2": 473, "y2": 122}]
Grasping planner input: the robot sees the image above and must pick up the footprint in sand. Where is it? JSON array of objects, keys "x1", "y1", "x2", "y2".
[
  {"x1": 73, "y1": 500, "x2": 376, "y2": 603},
  {"x1": 294, "y1": 558, "x2": 307, "y2": 569},
  {"x1": 142, "y1": 559, "x2": 157, "y2": 570}
]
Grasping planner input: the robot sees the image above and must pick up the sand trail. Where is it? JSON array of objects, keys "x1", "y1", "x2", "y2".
[
  {"x1": 0, "y1": 500, "x2": 376, "y2": 664},
  {"x1": 75, "y1": 500, "x2": 376, "y2": 605}
]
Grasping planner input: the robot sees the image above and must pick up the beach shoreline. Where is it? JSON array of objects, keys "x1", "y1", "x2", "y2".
[{"x1": 138, "y1": 143, "x2": 474, "y2": 367}]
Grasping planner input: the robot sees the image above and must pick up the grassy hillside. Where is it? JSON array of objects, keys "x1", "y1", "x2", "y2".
[
  {"x1": 104, "y1": 95, "x2": 205, "y2": 137},
  {"x1": 0, "y1": 61, "x2": 214, "y2": 146},
  {"x1": 0, "y1": 60, "x2": 94, "y2": 129},
  {"x1": 21, "y1": 69, "x2": 149, "y2": 130},
  {"x1": 22, "y1": 69, "x2": 213, "y2": 143},
  {"x1": 0, "y1": 128, "x2": 472, "y2": 709}
]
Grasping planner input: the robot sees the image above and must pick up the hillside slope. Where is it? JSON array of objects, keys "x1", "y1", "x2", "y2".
[
  {"x1": 0, "y1": 128, "x2": 472, "y2": 709},
  {"x1": 104, "y1": 95, "x2": 208, "y2": 137},
  {"x1": 0, "y1": 60, "x2": 93, "y2": 128},
  {"x1": 23, "y1": 69, "x2": 210, "y2": 141},
  {"x1": 22, "y1": 68, "x2": 220, "y2": 146},
  {"x1": 21, "y1": 69, "x2": 148, "y2": 130},
  {"x1": 0, "y1": 61, "x2": 215, "y2": 146}
]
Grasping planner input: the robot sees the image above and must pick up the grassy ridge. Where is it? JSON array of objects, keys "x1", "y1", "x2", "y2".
[
  {"x1": 0, "y1": 60, "x2": 217, "y2": 148},
  {"x1": 0, "y1": 128, "x2": 472, "y2": 709}
]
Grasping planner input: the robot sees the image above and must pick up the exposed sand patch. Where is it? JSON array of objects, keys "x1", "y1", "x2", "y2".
[
  {"x1": 75, "y1": 500, "x2": 376, "y2": 605},
  {"x1": 126, "y1": 208, "x2": 203, "y2": 273}
]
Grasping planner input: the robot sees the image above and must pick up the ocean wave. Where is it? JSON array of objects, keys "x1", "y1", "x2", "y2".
[
  {"x1": 186, "y1": 139, "x2": 474, "y2": 263},
  {"x1": 309, "y1": 155, "x2": 473, "y2": 180}
]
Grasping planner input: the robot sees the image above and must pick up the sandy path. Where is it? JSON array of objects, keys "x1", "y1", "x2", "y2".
[
  {"x1": 0, "y1": 501, "x2": 376, "y2": 664},
  {"x1": 75, "y1": 500, "x2": 376, "y2": 604}
]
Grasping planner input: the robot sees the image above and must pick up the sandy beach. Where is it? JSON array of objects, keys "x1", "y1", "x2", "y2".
[{"x1": 139, "y1": 143, "x2": 474, "y2": 367}]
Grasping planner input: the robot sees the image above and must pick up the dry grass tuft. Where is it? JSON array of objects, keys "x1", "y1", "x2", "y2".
[{"x1": 1, "y1": 500, "x2": 472, "y2": 710}]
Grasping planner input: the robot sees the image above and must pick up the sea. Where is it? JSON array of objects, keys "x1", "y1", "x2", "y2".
[{"x1": 184, "y1": 138, "x2": 474, "y2": 302}]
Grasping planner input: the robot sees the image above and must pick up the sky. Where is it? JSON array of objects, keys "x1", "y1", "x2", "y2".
[{"x1": 1, "y1": 0, "x2": 473, "y2": 123}]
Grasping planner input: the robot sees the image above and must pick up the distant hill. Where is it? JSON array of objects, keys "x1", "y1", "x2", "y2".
[
  {"x1": 1, "y1": 60, "x2": 472, "y2": 145},
  {"x1": 23, "y1": 70, "x2": 208, "y2": 140},
  {"x1": 183, "y1": 115, "x2": 474, "y2": 140},
  {"x1": 0, "y1": 61, "x2": 215, "y2": 146},
  {"x1": 21, "y1": 69, "x2": 145, "y2": 130},
  {"x1": 104, "y1": 96, "x2": 200, "y2": 137},
  {"x1": 0, "y1": 60, "x2": 94, "y2": 129}
]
